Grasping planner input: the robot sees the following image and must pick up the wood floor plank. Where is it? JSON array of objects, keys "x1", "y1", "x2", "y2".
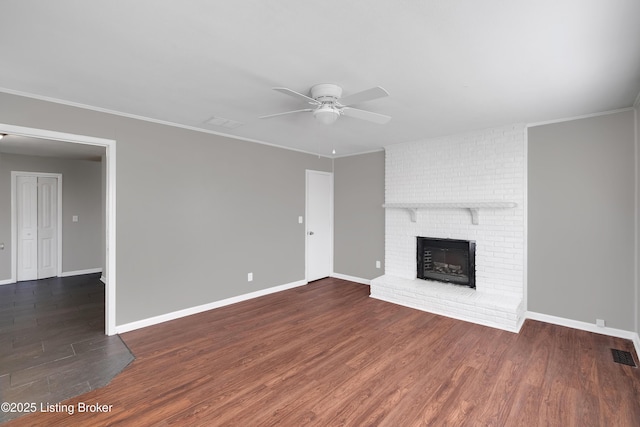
[{"x1": 6, "y1": 278, "x2": 640, "y2": 426}]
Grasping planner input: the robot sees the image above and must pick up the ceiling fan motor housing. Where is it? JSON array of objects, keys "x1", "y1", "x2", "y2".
[{"x1": 310, "y1": 84, "x2": 343, "y2": 103}]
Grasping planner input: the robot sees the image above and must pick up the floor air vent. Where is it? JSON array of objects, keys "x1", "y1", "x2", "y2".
[{"x1": 611, "y1": 349, "x2": 636, "y2": 367}]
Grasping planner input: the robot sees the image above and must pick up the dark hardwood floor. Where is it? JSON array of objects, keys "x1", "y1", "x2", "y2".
[
  {"x1": 5, "y1": 277, "x2": 640, "y2": 426},
  {"x1": 0, "y1": 274, "x2": 134, "y2": 423}
]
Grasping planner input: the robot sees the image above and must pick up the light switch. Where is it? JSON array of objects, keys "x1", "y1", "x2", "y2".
[
  {"x1": 298, "y1": 216, "x2": 303, "y2": 224},
  {"x1": 72, "y1": 215, "x2": 78, "y2": 222}
]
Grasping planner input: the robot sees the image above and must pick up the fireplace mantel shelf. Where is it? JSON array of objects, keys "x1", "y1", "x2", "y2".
[{"x1": 382, "y1": 202, "x2": 517, "y2": 224}]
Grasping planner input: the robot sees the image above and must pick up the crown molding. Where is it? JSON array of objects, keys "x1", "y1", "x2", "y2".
[
  {"x1": 527, "y1": 107, "x2": 635, "y2": 128},
  {"x1": 332, "y1": 147, "x2": 384, "y2": 159},
  {"x1": 0, "y1": 87, "x2": 333, "y2": 159}
]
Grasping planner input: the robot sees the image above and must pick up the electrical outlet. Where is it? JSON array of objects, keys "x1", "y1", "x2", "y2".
[
  {"x1": 247, "y1": 272, "x2": 253, "y2": 282},
  {"x1": 596, "y1": 319, "x2": 605, "y2": 327},
  {"x1": 376, "y1": 260, "x2": 381, "y2": 269}
]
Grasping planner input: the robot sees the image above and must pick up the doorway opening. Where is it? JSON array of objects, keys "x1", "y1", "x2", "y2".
[{"x1": 0, "y1": 123, "x2": 117, "y2": 335}]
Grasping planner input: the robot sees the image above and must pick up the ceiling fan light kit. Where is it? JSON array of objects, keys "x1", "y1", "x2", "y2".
[
  {"x1": 313, "y1": 105, "x2": 340, "y2": 125},
  {"x1": 260, "y1": 83, "x2": 391, "y2": 125}
]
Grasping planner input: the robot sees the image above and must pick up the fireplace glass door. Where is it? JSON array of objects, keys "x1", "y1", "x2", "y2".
[{"x1": 417, "y1": 237, "x2": 475, "y2": 288}]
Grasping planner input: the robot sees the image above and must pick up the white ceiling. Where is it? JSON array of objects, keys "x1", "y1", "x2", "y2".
[{"x1": 1, "y1": 0, "x2": 639, "y2": 158}]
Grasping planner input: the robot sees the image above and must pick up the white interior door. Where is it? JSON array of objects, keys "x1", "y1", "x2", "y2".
[
  {"x1": 37, "y1": 177, "x2": 58, "y2": 279},
  {"x1": 306, "y1": 170, "x2": 332, "y2": 282},
  {"x1": 17, "y1": 176, "x2": 38, "y2": 281},
  {"x1": 16, "y1": 174, "x2": 59, "y2": 281}
]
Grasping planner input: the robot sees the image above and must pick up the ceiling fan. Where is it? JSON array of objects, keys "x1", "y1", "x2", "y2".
[{"x1": 260, "y1": 84, "x2": 391, "y2": 125}]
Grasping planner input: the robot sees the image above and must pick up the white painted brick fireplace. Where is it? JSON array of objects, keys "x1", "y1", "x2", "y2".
[{"x1": 370, "y1": 124, "x2": 526, "y2": 332}]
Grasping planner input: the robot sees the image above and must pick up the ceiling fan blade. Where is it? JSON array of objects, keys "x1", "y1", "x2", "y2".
[
  {"x1": 341, "y1": 107, "x2": 391, "y2": 124},
  {"x1": 259, "y1": 109, "x2": 314, "y2": 119},
  {"x1": 338, "y1": 86, "x2": 389, "y2": 106},
  {"x1": 273, "y1": 87, "x2": 319, "y2": 105}
]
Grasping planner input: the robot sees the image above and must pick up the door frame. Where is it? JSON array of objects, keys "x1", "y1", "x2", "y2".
[
  {"x1": 12, "y1": 171, "x2": 63, "y2": 280},
  {"x1": 0, "y1": 123, "x2": 117, "y2": 336},
  {"x1": 305, "y1": 169, "x2": 334, "y2": 282}
]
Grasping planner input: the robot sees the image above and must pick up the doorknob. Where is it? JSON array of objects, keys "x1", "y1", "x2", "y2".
[{"x1": 308, "y1": 231, "x2": 314, "y2": 235}]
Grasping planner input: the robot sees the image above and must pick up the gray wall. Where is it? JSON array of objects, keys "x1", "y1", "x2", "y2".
[
  {"x1": 0, "y1": 153, "x2": 103, "y2": 278},
  {"x1": 528, "y1": 110, "x2": 636, "y2": 330},
  {"x1": 333, "y1": 151, "x2": 385, "y2": 280},
  {"x1": 637, "y1": 106, "x2": 640, "y2": 336},
  {"x1": 0, "y1": 92, "x2": 332, "y2": 325}
]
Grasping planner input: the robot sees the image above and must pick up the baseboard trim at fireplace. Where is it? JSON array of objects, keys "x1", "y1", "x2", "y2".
[
  {"x1": 526, "y1": 311, "x2": 640, "y2": 357},
  {"x1": 331, "y1": 273, "x2": 370, "y2": 285}
]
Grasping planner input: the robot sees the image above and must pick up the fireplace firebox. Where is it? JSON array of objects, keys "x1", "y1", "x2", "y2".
[{"x1": 417, "y1": 237, "x2": 476, "y2": 288}]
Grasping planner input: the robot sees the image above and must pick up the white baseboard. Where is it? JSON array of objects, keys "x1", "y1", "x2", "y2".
[
  {"x1": 1, "y1": 269, "x2": 102, "y2": 285},
  {"x1": 526, "y1": 311, "x2": 640, "y2": 357},
  {"x1": 331, "y1": 272, "x2": 371, "y2": 285},
  {"x1": 115, "y1": 279, "x2": 308, "y2": 334},
  {"x1": 59, "y1": 268, "x2": 103, "y2": 277},
  {"x1": 100, "y1": 276, "x2": 106, "y2": 284}
]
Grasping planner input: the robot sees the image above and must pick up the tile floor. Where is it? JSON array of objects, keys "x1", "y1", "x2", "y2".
[{"x1": 0, "y1": 274, "x2": 134, "y2": 422}]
